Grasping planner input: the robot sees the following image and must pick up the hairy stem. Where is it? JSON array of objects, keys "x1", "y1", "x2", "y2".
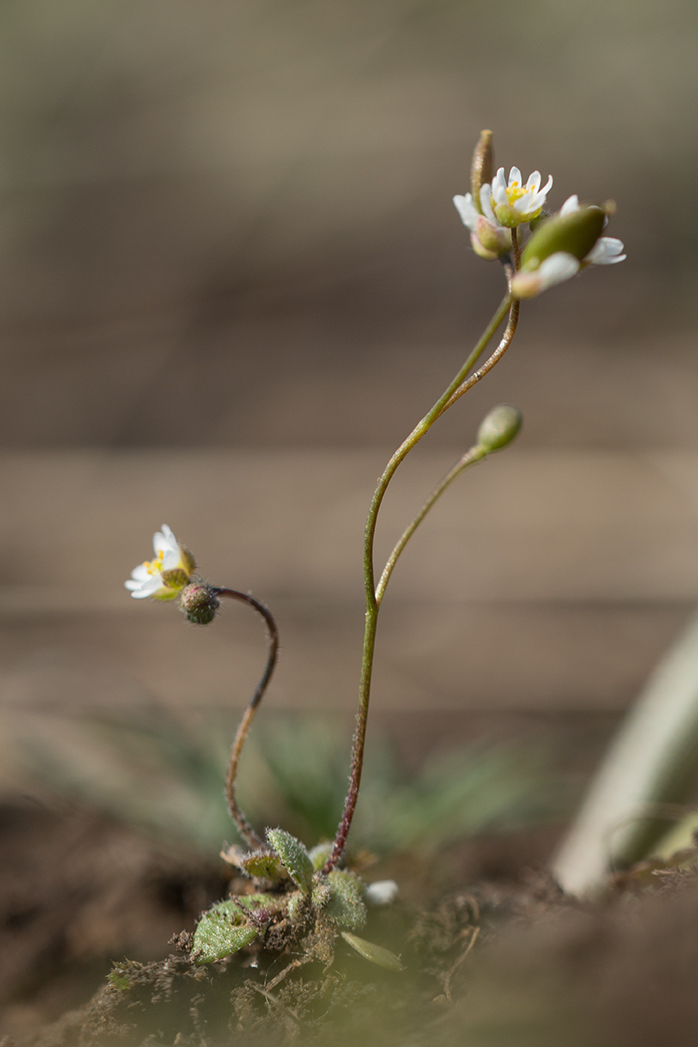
[
  {"x1": 441, "y1": 294, "x2": 519, "y2": 412},
  {"x1": 213, "y1": 587, "x2": 279, "y2": 850}
]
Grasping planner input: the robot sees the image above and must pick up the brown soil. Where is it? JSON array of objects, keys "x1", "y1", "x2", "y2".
[
  {"x1": 5, "y1": 797, "x2": 698, "y2": 1047},
  {"x1": 0, "y1": 798, "x2": 227, "y2": 1043}
]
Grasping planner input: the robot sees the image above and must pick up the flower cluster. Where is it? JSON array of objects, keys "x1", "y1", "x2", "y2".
[
  {"x1": 453, "y1": 131, "x2": 625, "y2": 296},
  {"x1": 125, "y1": 524, "x2": 195, "y2": 600},
  {"x1": 511, "y1": 195, "x2": 625, "y2": 298},
  {"x1": 454, "y1": 165, "x2": 553, "y2": 257}
]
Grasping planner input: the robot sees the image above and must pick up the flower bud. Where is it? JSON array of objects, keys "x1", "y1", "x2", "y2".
[
  {"x1": 179, "y1": 582, "x2": 220, "y2": 625},
  {"x1": 470, "y1": 232, "x2": 498, "y2": 260},
  {"x1": 475, "y1": 215, "x2": 512, "y2": 256},
  {"x1": 470, "y1": 130, "x2": 494, "y2": 215},
  {"x1": 477, "y1": 404, "x2": 523, "y2": 452},
  {"x1": 521, "y1": 205, "x2": 606, "y2": 270}
]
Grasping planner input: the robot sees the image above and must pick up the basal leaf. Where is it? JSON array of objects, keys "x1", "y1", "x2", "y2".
[
  {"x1": 193, "y1": 913, "x2": 258, "y2": 964},
  {"x1": 266, "y1": 828, "x2": 315, "y2": 894}
]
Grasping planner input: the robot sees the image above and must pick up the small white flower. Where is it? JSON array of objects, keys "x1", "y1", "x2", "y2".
[
  {"x1": 511, "y1": 252, "x2": 580, "y2": 299},
  {"x1": 490, "y1": 166, "x2": 553, "y2": 226},
  {"x1": 125, "y1": 524, "x2": 194, "y2": 600},
  {"x1": 365, "y1": 880, "x2": 399, "y2": 906},
  {"x1": 559, "y1": 195, "x2": 626, "y2": 265}
]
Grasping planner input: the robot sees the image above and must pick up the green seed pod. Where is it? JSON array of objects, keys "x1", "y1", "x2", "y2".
[
  {"x1": 179, "y1": 582, "x2": 220, "y2": 624},
  {"x1": 521, "y1": 205, "x2": 606, "y2": 269},
  {"x1": 477, "y1": 404, "x2": 523, "y2": 453},
  {"x1": 470, "y1": 130, "x2": 493, "y2": 214}
]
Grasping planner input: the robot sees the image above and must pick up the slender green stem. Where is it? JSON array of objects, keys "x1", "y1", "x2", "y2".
[
  {"x1": 375, "y1": 444, "x2": 487, "y2": 606},
  {"x1": 364, "y1": 290, "x2": 513, "y2": 603},
  {"x1": 322, "y1": 287, "x2": 517, "y2": 874},
  {"x1": 213, "y1": 587, "x2": 279, "y2": 851}
]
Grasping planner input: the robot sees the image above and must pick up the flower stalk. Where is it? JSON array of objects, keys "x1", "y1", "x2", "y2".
[
  {"x1": 323, "y1": 286, "x2": 519, "y2": 874},
  {"x1": 211, "y1": 587, "x2": 280, "y2": 850}
]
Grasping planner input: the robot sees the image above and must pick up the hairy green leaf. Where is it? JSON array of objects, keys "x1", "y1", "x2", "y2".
[
  {"x1": 322, "y1": 870, "x2": 367, "y2": 930},
  {"x1": 192, "y1": 893, "x2": 282, "y2": 964},
  {"x1": 238, "y1": 852, "x2": 286, "y2": 882},
  {"x1": 266, "y1": 828, "x2": 315, "y2": 894},
  {"x1": 193, "y1": 914, "x2": 258, "y2": 964}
]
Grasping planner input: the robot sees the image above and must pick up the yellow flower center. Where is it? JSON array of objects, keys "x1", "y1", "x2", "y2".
[
  {"x1": 506, "y1": 181, "x2": 530, "y2": 205},
  {"x1": 143, "y1": 550, "x2": 165, "y2": 576}
]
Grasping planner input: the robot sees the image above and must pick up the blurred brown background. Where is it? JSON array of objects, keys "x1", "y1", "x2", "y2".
[{"x1": 1, "y1": 0, "x2": 698, "y2": 778}]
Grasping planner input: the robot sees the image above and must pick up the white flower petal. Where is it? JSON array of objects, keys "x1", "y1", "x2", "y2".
[
  {"x1": 145, "y1": 575, "x2": 167, "y2": 593},
  {"x1": 493, "y1": 168, "x2": 507, "y2": 192},
  {"x1": 525, "y1": 190, "x2": 548, "y2": 213},
  {"x1": 538, "y1": 252, "x2": 580, "y2": 290},
  {"x1": 513, "y1": 196, "x2": 536, "y2": 216},
  {"x1": 585, "y1": 237, "x2": 626, "y2": 265},
  {"x1": 130, "y1": 563, "x2": 152, "y2": 581},
  {"x1": 453, "y1": 194, "x2": 479, "y2": 231},
  {"x1": 525, "y1": 171, "x2": 541, "y2": 191},
  {"x1": 153, "y1": 524, "x2": 174, "y2": 553},
  {"x1": 539, "y1": 174, "x2": 553, "y2": 197},
  {"x1": 492, "y1": 169, "x2": 508, "y2": 204},
  {"x1": 126, "y1": 574, "x2": 164, "y2": 598},
  {"x1": 560, "y1": 195, "x2": 579, "y2": 216},
  {"x1": 161, "y1": 549, "x2": 181, "y2": 570},
  {"x1": 480, "y1": 184, "x2": 496, "y2": 222},
  {"x1": 508, "y1": 166, "x2": 522, "y2": 187}
]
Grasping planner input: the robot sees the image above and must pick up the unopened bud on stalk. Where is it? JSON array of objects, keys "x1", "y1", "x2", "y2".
[
  {"x1": 470, "y1": 130, "x2": 494, "y2": 215},
  {"x1": 179, "y1": 582, "x2": 220, "y2": 625},
  {"x1": 476, "y1": 404, "x2": 523, "y2": 452}
]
